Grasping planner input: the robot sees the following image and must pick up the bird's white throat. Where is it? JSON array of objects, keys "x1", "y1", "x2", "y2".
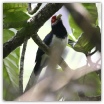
[{"x1": 50, "y1": 35, "x2": 68, "y2": 49}]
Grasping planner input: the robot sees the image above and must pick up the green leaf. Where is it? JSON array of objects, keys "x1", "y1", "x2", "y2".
[
  {"x1": 3, "y1": 48, "x2": 20, "y2": 100},
  {"x1": 3, "y1": 29, "x2": 20, "y2": 100},
  {"x1": 3, "y1": 29, "x2": 15, "y2": 43},
  {"x1": 82, "y1": 3, "x2": 98, "y2": 24},
  {"x1": 78, "y1": 72, "x2": 101, "y2": 96},
  {"x1": 73, "y1": 26, "x2": 100, "y2": 54},
  {"x1": 3, "y1": 3, "x2": 28, "y2": 13},
  {"x1": 69, "y1": 15, "x2": 82, "y2": 39},
  {"x1": 4, "y1": 11, "x2": 29, "y2": 23},
  {"x1": 69, "y1": 3, "x2": 98, "y2": 40},
  {"x1": 73, "y1": 33, "x2": 94, "y2": 54},
  {"x1": 68, "y1": 34, "x2": 75, "y2": 41},
  {"x1": 3, "y1": 11, "x2": 30, "y2": 28}
]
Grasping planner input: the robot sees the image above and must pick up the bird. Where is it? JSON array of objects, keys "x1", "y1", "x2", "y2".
[{"x1": 34, "y1": 14, "x2": 68, "y2": 76}]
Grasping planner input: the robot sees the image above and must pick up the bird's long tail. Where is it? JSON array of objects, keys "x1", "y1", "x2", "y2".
[{"x1": 34, "y1": 58, "x2": 42, "y2": 76}]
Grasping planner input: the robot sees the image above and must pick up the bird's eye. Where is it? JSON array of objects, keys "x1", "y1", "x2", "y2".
[{"x1": 51, "y1": 15, "x2": 56, "y2": 23}]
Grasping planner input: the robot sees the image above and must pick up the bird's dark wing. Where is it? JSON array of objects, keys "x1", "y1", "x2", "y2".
[
  {"x1": 35, "y1": 31, "x2": 53, "y2": 62},
  {"x1": 34, "y1": 31, "x2": 53, "y2": 75}
]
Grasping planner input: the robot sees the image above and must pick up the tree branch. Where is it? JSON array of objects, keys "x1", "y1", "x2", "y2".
[
  {"x1": 3, "y1": 3, "x2": 63, "y2": 58},
  {"x1": 28, "y1": 3, "x2": 42, "y2": 15},
  {"x1": 32, "y1": 34, "x2": 49, "y2": 54}
]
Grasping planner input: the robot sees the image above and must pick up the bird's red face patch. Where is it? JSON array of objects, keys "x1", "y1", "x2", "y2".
[{"x1": 51, "y1": 15, "x2": 57, "y2": 23}]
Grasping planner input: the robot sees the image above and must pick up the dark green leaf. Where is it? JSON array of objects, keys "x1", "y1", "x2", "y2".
[
  {"x1": 3, "y1": 29, "x2": 20, "y2": 100},
  {"x1": 3, "y1": 11, "x2": 30, "y2": 28},
  {"x1": 3, "y1": 29, "x2": 15, "y2": 43},
  {"x1": 3, "y1": 48, "x2": 20, "y2": 100},
  {"x1": 3, "y1": 3, "x2": 28, "y2": 13},
  {"x1": 73, "y1": 33, "x2": 94, "y2": 54},
  {"x1": 73, "y1": 26, "x2": 100, "y2": 54}
]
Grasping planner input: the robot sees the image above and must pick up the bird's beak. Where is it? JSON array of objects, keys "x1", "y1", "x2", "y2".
[{"x1": 56, "y1": 14, "x2": 62, "y2": 20}]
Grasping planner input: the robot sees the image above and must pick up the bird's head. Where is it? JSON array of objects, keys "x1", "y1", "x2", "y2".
[
  {"x1": 51, "y1": 14, "x2": 67, "y2": 38},
  {"x1": 51, "y1": 14, "x2": 62, "y2": 26}
]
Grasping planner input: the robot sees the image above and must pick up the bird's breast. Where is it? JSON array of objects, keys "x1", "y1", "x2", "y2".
[{"x1": 50, "y1": 35, "x2": 68, "y2": 50}]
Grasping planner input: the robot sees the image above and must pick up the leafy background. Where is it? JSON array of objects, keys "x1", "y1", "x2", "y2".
[
  {"x1": 3, "y1": 3, "x2": 29, "y2": 100},
  {"x1": 3, "y1": 3, "x2": 101, "y2": 100}
]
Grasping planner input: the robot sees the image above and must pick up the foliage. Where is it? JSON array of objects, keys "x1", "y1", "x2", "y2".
[
  {"x1": 3, "y1": 3, "x2": 28, "y2": 13},
  {"x1": 68, "y1": 3, "x2": 101, "y2": 100},
  {"x1": 74, "y1": 26, "x2": 100, "y2": 54},
  {"x1": 82, "y1": 3, "x2": 98, "y2": 24},
  {"x1": 69, "y1": 3, "x2": 99, "y2": 53},
  {"x1": 3, "y1": 3, "x2": 30, "y2": 100},
  {"x1": 3, "y1": 3, "x2": 29, "y2": 29},
  {"x1": 3, "y1": 3, "x2": 101, "y2": 101},
  {"x1": 78, "y1": 72, "x2": 101, "y2": 96},
  {"x1": 3, "y1": 29, "x2": 20, "y2": 100}
]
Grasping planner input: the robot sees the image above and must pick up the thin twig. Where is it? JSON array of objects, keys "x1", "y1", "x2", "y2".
[
  {"x1": 15, "y1": 57, "x2": 101, "y2": 101},
  {"x1": 28, "y1": 3, "x2": 42, "y2": 15},
  {"x1": 19, "y1": 38, "x2": 28, "y2": 94},
  {"x1": 32, "y1": 33, "x2": 69, "y2": 71},
  {"x1": 26, "y1": 33, "x2": 101, "y2": 93}
]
